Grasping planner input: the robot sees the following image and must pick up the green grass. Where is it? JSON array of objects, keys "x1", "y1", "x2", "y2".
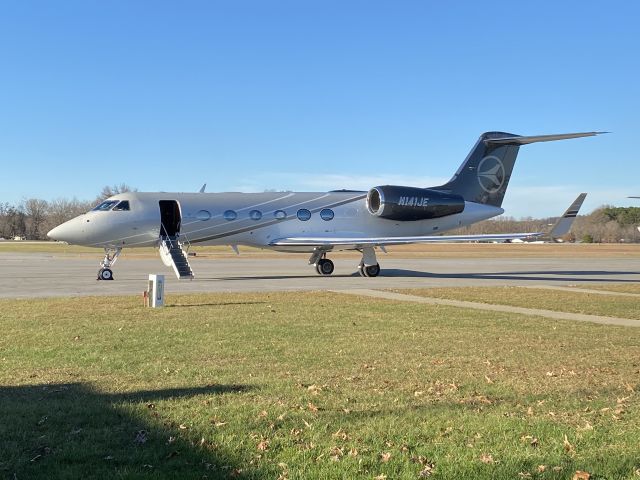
[
  {"x1": 572, "y1": 284, "x2": 640, "y2": 295},
  {"x1": 1, "y1": 292, "x2": 640, "y2": 479},
  {"x1": 396, "y1": 287, "x2": 640, "y2": 320}
]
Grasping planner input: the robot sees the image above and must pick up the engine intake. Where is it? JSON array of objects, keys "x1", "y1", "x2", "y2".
[{"x1": 366, "y1": 185, "x2": 465, "y2": 221}]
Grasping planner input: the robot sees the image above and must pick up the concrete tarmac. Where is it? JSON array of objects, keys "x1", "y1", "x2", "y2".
[{"x1": 1, "y1": 251, "x2": 639, "y2": 298}]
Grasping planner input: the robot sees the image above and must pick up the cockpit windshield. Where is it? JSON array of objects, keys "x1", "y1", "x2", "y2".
[
  {"x1": 112, "y1": 200, "x2": 130, "y2": 211},
  {"x1": 91, "y1": 200, "x2": 131, "y2": 212},
  {"x1": 92, "y1": 200, "x2": 119, "y2": 211}
]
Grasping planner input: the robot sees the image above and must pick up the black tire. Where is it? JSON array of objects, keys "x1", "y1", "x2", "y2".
[
  {"x1": 358, "y1": 264, "x2": 367, "y2": 277},
  {"x1": 99, "y1": 268, "x2": 114, "y2": 281},
  {"x1": 363, "y1": 264, "x2": 380, "y2": 278},
  {"x1": 318, "y1": 259, "x2": 334, "y2": 275}
]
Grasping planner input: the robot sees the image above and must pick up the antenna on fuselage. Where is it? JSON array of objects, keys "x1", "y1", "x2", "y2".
[{"x1": 199, "y1": 183, "x2": 206, "y2": 193}]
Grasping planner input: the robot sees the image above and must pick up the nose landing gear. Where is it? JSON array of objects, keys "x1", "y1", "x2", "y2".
[{"x1": 97, "y1": 247, "x2": 121, "y2": 281}]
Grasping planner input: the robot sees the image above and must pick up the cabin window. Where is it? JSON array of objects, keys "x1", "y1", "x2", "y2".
[
  {"x1": 195, "y1": 210, "x2": 211, "y2": 221},
  {"x1": 320, "y1": 208, "x2": 334, "y2": 221},
  {"x1": 297, "y1": 209, "x2": 311, "y2": 221},
  {"x1": 249, "y1": 209, "x2": 262, "y2": 220},
  {"x1": 223, "y1": 210, "x2": 238, "y2": 221},
  {"x1": 91, "y1": 200, "x2": 119, "y2": 212},
  {"x1": 274, "y1": 210, "x2": 287, "y2": 220},
  {"x1": 112, "y1": 200, "x2": 130, "y2": 211}
]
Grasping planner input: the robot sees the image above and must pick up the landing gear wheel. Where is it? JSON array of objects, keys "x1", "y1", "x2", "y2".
[
  {"x1": 98, "y1": 268, "x2": 114, "y2": 281},
  {"x1": 316, "y1": 258, "x2": 334, "y2": 275},
  {"x1": 359, "y1": 263, "x2": 380, "y2": 278}
]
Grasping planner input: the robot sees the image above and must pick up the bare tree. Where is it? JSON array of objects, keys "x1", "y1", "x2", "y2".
[
  {"x1": 95, "y1": 184, "x2": 137, "y2": 204},
  {"x1": 45, "y1": 197, "x2": 93, "y2": 234},
  {"x1": 22, "y1": 198, "x2": 49, "y2": 240},
  {"x1": 3, "y1": 205, "x2": 26, "y2": 239}
]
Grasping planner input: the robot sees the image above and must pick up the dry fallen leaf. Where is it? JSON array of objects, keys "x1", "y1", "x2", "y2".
[
  {"x1": 563, "y1": 435, "x2": 575, "y2": 454},
  {"x1": 480, "y1": 453, "x2": 494, "y2": 464},
  {"x1": 418, "y1": 461, "x2": 436, "y2": 477},
  {"x1": 257, "y1": 439, "x2": 270, "y2": 451},
  {"x1": 572, "y1": 471, "x2": 591, "y2": 480},
  {"x1": 332, "y1": 429, "x2": 348, "y2": 441},
  {"x1": 380, "y1": 452, "x2": 392, "y2": 463}
]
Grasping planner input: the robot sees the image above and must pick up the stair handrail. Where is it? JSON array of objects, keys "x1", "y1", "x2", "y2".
[
  {"x1": 160, "y1": 222, "x2": 178, "y2": 249},
  {"x1": 160, "y1": 222, "x2": 192, "y2": 254},
  {"x1": 179, "y1": 229, "x2": 192, "y2": 254}
]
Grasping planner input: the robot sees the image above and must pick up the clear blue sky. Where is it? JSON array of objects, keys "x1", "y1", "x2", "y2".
[{"x1": 1, "y1": 1, "x2": 638, "y2": 217}]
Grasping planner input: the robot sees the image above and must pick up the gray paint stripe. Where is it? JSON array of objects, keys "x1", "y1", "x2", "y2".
[
  {"x1": 330, "y1": 289, "x2": 640, "y2": 328},
  {"x1": 191, "y1": 195, "x2": 366, "y2": 244}
]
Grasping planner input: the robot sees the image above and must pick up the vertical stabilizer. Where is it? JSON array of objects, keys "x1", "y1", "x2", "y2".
[{"x1": 433, "y1": 131, "x2": 603, "y2": 207}]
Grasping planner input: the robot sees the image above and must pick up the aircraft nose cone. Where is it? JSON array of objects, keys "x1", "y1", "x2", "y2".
[
  {"x1": 47, "y1": 223, "x2": 71, "y2": 242},
  {"x1": 47, "y1": 218, "x2": 86, "y2": 244},
  {"x1": 47, "y1": 226, "x2": 59, "y2": 240}
]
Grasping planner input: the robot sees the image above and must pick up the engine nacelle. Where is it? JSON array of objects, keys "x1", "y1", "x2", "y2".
[{"x1": 366, "y1": 185, "x2": 465, "y2": 221}]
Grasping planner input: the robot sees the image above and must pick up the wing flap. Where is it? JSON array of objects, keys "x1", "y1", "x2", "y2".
[{"x1": 270, "y1": 233, "x2": 542, "y2": 248}]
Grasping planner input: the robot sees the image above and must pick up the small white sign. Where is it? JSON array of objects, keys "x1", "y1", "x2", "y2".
[{"x1": 149, "y1": 274, "x2": 165, "y2": 308}]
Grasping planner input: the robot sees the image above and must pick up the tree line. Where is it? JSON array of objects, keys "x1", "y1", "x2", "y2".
[
  {"x1": 453, "y1": 206, "x2": 640, "y2": 243},
  {"x1": 1, "y1": 186, "x2": 639, "y2": 243},
  {"x1": 0, "y1": 184, "x2": 135, "y2": 240}
]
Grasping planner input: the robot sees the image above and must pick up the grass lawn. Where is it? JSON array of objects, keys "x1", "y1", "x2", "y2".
[
  {"x1": 1, "y1": 291, "x2": 640, "y2": 479},
  {"x1": 572, "y1": 284, "x2": 640, "y2": 295},
  {"x1": 393, "y1": 287, "x2": 640, "y2": 321}
]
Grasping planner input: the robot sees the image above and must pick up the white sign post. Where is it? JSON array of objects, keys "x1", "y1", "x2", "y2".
[{"x1": 148, "y1": 274, "x2": 165, "y2": 308}]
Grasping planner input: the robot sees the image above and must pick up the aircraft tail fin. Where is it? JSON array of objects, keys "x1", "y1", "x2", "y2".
[
  {"x1": 549, "y1": 193, "x2": 587, "y2": 240},
  {"x1": 432, "y1": 131, "x2": 603, "y2": 208}
]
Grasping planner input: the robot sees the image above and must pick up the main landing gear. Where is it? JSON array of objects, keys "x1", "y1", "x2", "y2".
[
  {"x1": 357, "y1": 246, "x2": 380, "y2": 277},
  {"x1": 308, "y1": 246, "x2": 381, "y2": 277},
  {"x1": 97, "y1": 247, "x2": 121, "y2": 281},
  {"x1": 358, "y1": 262, "x2": 381, "y2": 277},
  {"x1": 309, "y1": 249, "x2": 335, "y2": 276}
]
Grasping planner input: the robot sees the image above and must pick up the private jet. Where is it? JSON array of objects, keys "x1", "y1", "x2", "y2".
[{"x1": 48, "y1": 131, "x2": 603, "y2": 280}]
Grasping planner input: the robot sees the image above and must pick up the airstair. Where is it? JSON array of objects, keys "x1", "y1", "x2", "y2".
[{"x1": 159, "y1": 235, "x2": 194, "y2": 280}]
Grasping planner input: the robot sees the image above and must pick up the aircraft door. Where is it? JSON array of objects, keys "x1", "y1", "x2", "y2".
[{"x1": 159, "y1": 200, "x2": 181, "y2": 237}]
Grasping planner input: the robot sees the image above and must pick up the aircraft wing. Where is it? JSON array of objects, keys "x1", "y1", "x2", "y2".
[{"x1": 270, "y1": 232, "x2": 543, "y2": 248}]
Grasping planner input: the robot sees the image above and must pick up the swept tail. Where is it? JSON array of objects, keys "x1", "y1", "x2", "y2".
[{"x1": 433, "y1": 131, "x2": 604, "y2": 207}]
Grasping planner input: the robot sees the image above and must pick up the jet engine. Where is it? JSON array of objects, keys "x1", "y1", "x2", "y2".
[{"x1": 366, "y1": 185, "x2": 465, "y2": 221}]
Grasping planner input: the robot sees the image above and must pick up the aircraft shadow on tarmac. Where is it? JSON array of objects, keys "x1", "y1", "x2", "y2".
[
  {"x1": 380, "y1": 269, "x2": 640, "y2": 283},
  {"x1": 0, "y1": 382, "x2": 255, "y2": 479},
  {"x1": 193, "y1": 269, "x2": 640, "y2": 283}
]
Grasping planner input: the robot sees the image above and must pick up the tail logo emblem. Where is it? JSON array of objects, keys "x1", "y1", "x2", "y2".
[{"x1": 477, "y1": 156, "x2": 506, "y2": 193}]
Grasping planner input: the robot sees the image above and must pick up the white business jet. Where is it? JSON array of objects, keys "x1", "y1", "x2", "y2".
[{"x1": 48, "y1": 131, "x2": 602, "y2": 280}]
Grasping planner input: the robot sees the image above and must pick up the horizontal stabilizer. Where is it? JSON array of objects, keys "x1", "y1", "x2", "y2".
[{"x1": 485, "y1": 131, "x2": 606, "y2": 146}]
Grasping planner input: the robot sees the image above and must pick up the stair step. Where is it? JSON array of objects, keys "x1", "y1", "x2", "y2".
[{"x1": 160, "y1": 238, "x2": 194, "y2": 279}]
